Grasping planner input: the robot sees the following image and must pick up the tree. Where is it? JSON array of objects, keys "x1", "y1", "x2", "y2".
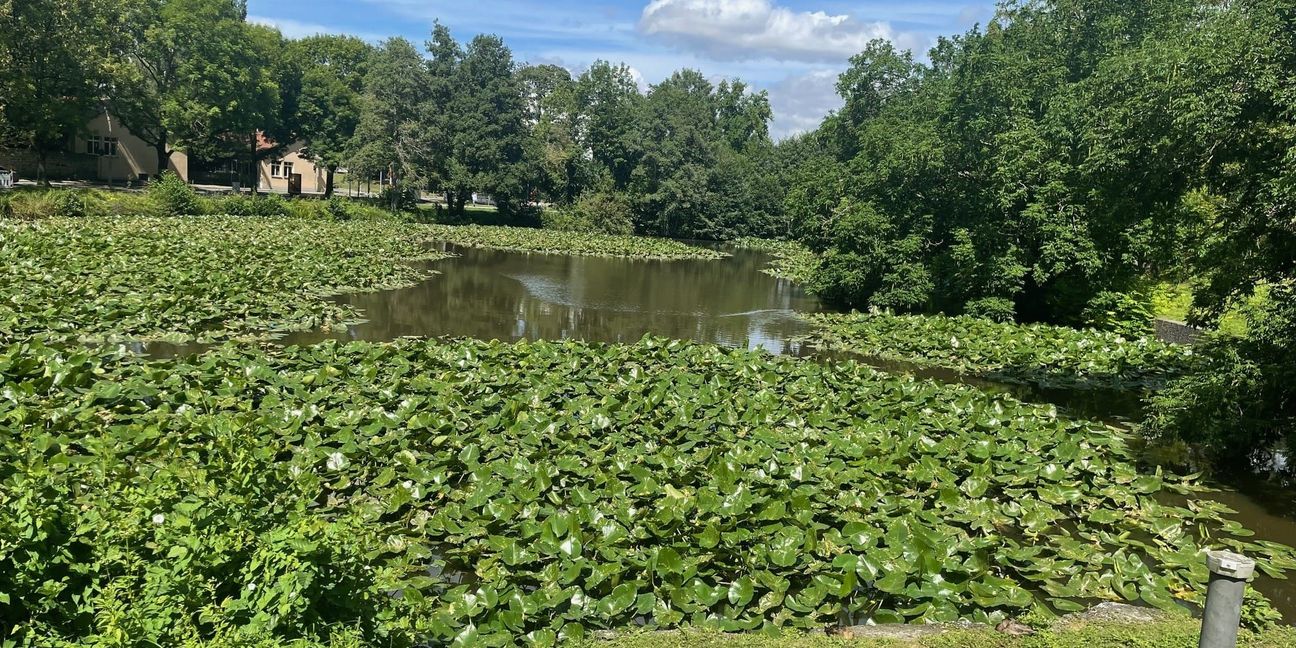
[
  {"x1": 290, "y1": 35, "x2": 372, "y2": 196},
  {"x1": 348, "y1": 37, "x2": 431, "y2": 210},
  {"x1": 518, "y1": 64, "x2": 586, "y2": 204},
  {"x1": 574, "y1": 62, "x2": 644, "y2": 191},
  {"x1": 435, "y1": 32, "x2": 529, "y2": 215},
  {"x1": 108, "y1": 0, "x2": 280, "y2": 177},
  {"x1": 0, "y1": 0, "x2": 117, "y2": 183}
]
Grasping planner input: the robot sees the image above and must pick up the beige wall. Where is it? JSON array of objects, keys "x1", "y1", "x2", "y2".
[
  {"x1": 258, "y1": 141, "x2": 326, "y2": 194},
  {"x1": 73, "y1": 113, "x2": 188, "y2": 183}
]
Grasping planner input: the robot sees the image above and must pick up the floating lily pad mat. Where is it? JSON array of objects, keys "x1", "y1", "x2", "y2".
[
  {"x1": 802, "y1": 312, "x2": 1194, "y2": 391},
  {"x1": 0, "y1": 216, "x2": 449, "y2": 345},
  {"x1": 424, "y1": 224, "x2": 725, "y2": 260},
  {"x1": 3, "y1": 337, "x2": 1292, "y2": 645}
]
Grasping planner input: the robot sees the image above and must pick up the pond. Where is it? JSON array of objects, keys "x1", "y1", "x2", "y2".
[
  {"x1": 151, "y1": 242, "x2": 1296, "y2": 621},
  {"x1": 278, "y1": 243, "x2": 825, "y2": 355}
]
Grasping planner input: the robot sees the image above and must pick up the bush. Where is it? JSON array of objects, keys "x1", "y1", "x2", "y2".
[
  {"x1": 1082, "y1": 290, "x2": 1154, "y2": 337},
  {"x1": 148, "y1": 172, "x2": 203, "y2": 216},
  {"x1": 964, "y1": 297, "x2": 1017, "y2": 323},
  {"x1": 212, "y1": 193, "x2": 290, "y2": 218},
  {"x1": 805, "y1": 200, "x2": 933, "y2": 311},
  {"x1": 1146, "y1": 282, "x2": 1296, "y2": 463},
  {"x1": 103, "y1": 191, "x2": 162, "y2": 218},
  {"x1": 379, "y1": 184, "x2": 419, "y2": 213},
  {"x1": 326, "y1": 197, "x2": 351, "y2": 221},
  {"x1": 52, "y1": 190, "x2": 96, "y2": 218},
  {"x1": 542, "y1": 191, "x2": 635, "y2": 235},
  {"x1": 2, "y1": 190, "x2": 53, "y2": 219}
]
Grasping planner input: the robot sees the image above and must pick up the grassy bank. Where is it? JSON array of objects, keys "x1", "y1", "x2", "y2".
[
  {"x1": 802, "y1": 312, "x2": 1194, "y2": 390},
  {"x1": 582, "y1": 621, "x2": 1296, "y2": 648},
  {"x1": 0, "y1": 215, "x2": 448, "y2": 344},
  {"x1": 4, "y1": 337, "x2": 1293, "y2": 645}
]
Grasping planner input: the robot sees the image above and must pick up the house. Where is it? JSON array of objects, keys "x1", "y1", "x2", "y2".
[
  {"x1": 256, "y1": 137, "x2": 327, "y2": 195},
  {"x1": 72, "y1": 112, "x2": 189, "y2": 183},
  {"x1": 0, "y1": 111, "x2": 188, "y2": 184}
]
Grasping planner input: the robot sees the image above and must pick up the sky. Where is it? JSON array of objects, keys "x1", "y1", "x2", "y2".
[{"x1": 247, "y1": 0, "x2": 997, "y2": 140}]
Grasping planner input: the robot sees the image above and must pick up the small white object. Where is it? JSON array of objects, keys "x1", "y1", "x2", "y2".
[
  {"x1": 151, "y1": 513, "x2": 165, "y2": 525},
  {"x1": 326, "y1": 452, "x2": 346, "y2": 471}
]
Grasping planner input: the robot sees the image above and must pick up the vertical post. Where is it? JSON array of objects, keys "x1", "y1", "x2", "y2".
[{"x1": 1199, "y1": 550, "x2": 1255, "y2": 648}]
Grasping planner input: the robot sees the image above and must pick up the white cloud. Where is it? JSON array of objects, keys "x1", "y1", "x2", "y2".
[
  {"x1": 767, "y1": 69, "x2": 842, "y2": 139},
  {"x1": 639, "y1": 0, "x2": 921, "y2": 63}
]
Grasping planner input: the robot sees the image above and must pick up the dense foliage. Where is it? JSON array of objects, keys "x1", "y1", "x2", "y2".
[
  {"x1": 802, "y1": 313, "x2": 1193, "y2": 391},
  {"x1": 1146, "y1": 283, "x2": 1296, "y2": 463},
  {"x1": 782, "y1": 0, "x2": 1293, "y2": 326},
  {"x1": 772, "y1": 0, "x2": 1296, "y2": 460},
  {"x1": 0, "y1": 215, "x2": 446, "y2": 344},
  {"x1": 4, "y1": 337, "x2": 1293, "y2": 646},
  {"x1": 424, "y1": 224, "x2": 723, "y2": 260}
]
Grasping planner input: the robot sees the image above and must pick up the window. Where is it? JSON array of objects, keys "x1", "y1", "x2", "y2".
[
  {"x1": 270, "y1": 160, "x2": 294, "y2": 179},
  {"x1": 86, "y1": 135, "x2": 118, "y2": 157}
]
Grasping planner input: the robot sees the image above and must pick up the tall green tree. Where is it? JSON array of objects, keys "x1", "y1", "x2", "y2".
[
  {"x1": 290, "y1": 35, "x2": 372, "y2": 196},
  {"x1": 574, "y1": 62, "x2": 644, "y2": 191},
  {"x1": 439, "y1": 33, "x2": 530, "y2": 214},
  {"x1": 1, "y1": 0, "x2": 117, "y2": 183},
  {"x1": 518, "y1": 64, "x2": 586, "y2": 204},
  {"x1": 108, "y1": 0, "x2": 280, "y2": 176},
  {"x1": 348, "y1": 37, "x2": 431, "y2": 210}
]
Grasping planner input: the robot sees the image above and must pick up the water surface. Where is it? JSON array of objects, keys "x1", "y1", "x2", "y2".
[{"x1": 280, "y1": 244, "x2": 825, "y2": 354}]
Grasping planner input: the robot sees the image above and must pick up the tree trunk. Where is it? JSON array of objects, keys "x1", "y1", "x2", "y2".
[
  {"x1": 36, "y1": 150, "x2": 49, "y2": 187},
  {"x1": 324, "y1": 167, "x2": 335, "y2": 198},
  {"x1": 154, "y1": 139, "x2": 169, "y2": 181}
]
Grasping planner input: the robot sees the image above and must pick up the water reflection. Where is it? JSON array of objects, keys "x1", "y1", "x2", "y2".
[{"x1": 280, "y1": 244, "x2": 825, "y2": 354}]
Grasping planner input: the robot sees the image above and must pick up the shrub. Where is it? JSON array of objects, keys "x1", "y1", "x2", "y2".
[
  {"x1": 542, "y1": 191, "x2": 635, "y2": 235},
  {"x1": 103, "y1": 191, "x2": 162, "y2": 218},
  {"x1": 379, "y1": 184, "x2": 419, "y2": 213},
  {"x1": 964, "y1": 297, "x2": 1017, "y2": 323},
  {"x1": 326, "y1": 197, "x2": 351, "y2": 221},
  {"x1": 148, "y1": 172, "x2": 203, "y2": 216},
  {"x1": 3, "y1": 190, "x2": 58, "y2": 220},
  {"x1": 1082, "y1": 290, "x2": 1154, "y2": 337},
  {"x1": 214, "y1": 193, "x2": 290, "y2": 218},
  {"x1": 52, "y1": 190, "x2": 95, "y2": 217},
  {"x1": 284, "y1": 197, "x2": 326, "y2": 220}
]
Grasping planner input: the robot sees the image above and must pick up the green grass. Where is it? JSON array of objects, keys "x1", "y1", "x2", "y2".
[
  {"x1": 1150, "y1": 283, "x2": 1270, "y2": 337},
  {"x1": 582, "y1": 621, "x2": 1296, "y2": 647}
]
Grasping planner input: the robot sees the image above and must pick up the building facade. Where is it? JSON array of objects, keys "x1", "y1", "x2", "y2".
[
  {"x1": 71, "y1": 113, "x2": 189, "y2": 183},
  {"x1": 257, "y1": 139, "x2": 327, "y2": 195}
]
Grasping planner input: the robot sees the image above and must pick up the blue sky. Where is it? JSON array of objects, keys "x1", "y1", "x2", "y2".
[{"x1": 247, "y1": 0, "x2": 996, "y2": 139}]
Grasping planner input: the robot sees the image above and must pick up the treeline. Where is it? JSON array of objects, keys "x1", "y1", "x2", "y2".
[
  {"x1": 781, "y1": 0, "x2": 1294, "y2": 461},
  {"x1": 0, "y1": 0, "x2": 786, "y2": 238}
]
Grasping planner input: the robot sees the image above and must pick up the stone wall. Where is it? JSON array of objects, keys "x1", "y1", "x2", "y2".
[{"x1": 0, "y1": 148, "x2": 98, "y2": 181}]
